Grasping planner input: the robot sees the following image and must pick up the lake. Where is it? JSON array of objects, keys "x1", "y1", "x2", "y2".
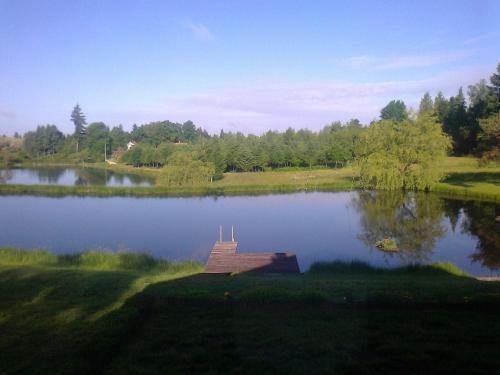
[
  {"x1": 0, "y1": 191, "x2": 498, "y2": 276},
  {"x1": 0, "y1": 167, "x2": 154, "y2": 186}
]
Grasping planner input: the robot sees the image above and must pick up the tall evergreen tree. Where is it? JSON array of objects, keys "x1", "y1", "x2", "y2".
[
  {"x1": 71, "y1": 104, "x2": 87, "y2": 152},
  {"x1": 468, "y1": 79, "x2": 497, "y2": 119},
  {"x1": 433, "y1": 91, "x2": 449, "y2": 123},
  {"x1": 443, "y1": 88, "x2": 477, "y2": 155},
  {"x1": 489, "y1": 63, "x2": 500, "y2": 112},
  {"x1": 490, "y1": 63, "x2": 500, "y2": 97},
  {"x1": 418, "y1": 92, "x2": 434, "y2": 116}
]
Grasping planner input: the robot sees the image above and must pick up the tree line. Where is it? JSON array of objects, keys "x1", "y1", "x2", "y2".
[{"x1": 2, "y1": 63, "x2": 499, "y2": 186}]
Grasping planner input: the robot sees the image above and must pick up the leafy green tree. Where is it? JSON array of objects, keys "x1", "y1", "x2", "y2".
[
  {"x1": 141, "y1": 144, "x2": 157, "y2": 167},
  {"x1": 357, "y1": 115, "x2": 451, "y2": 190},
  {"x1": 345, "y1": 118, "x2": 362, "y2": 128},
  {"x1": 85, "y1": 122, "x2": 111, "y2": 161},
  {"x1": 70, "y1": 104, "x2": 87, "y2": 152},
  {"x1": 156, "y1": 142, "x2": 176, "y2": 165},
  {"x1": 380, "y1": 100, "x2": 408, "y2": 121},
  {"x1": 23, "y1": 125, "x2": 64, "y2": 157},
  {"x1": 181, "y1": 121, "x2": 197, "y2": 142},
  {"x1": 235, "y1": 143, "x2": 256, "y2": 172},
  {"x1": 160, "y1": 152, "x2": 215, "y2": 186},
  {"x1": 109, "y1": 125, "x2": 130, "y2": 149},
  {"x1": 121, "y1": 144, "x2": 144, "y2": 166},
  {"x1": 477, "y1": 112, "x2": 500, "y2": 163}
]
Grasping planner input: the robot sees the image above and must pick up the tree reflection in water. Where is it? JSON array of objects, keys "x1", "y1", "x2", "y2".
[
  {"x1": 352, "y1": 191, "x2": 446, "y2": 263},
  {"x1": 75, "y1": 168, "x2": 107, "y2": 185},
  {"x1": 35, "y1": 168, "x2": 66, "y2": 183},
  {"x1": 0, "y1": 169, "x2": 13, "y2": 184},
  {"x1": 447, "y1": 200, "x2": 500, "y2": 270},
  {"x1": 73, "y1": 168, "x2": 153, "y2": 186}
]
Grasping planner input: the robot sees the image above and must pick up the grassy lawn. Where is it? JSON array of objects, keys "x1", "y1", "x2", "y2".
[
  {"x1": 1, "y1": 250, "x2": 500, "y2": 374},
  {"x1": 434, "y1": 157, "x2": 500, "y2": 200}
]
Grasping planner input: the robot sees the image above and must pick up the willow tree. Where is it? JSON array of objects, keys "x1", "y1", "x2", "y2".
[
  {"x1": 160, "y1": 152, "x2": 215, "y2": 186},
  {"x1": 357, "y1": 115, "x2": 451, "y2": 190}
]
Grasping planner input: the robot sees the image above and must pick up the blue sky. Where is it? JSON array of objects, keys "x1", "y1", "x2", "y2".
[{"x1": 1, "y1": 0, "x2": 499, "y2": 135}]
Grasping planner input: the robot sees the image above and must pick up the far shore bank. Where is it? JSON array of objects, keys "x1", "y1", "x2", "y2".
[{"x1": 1, "y1": 157, "x2": 499, "y2": 201}]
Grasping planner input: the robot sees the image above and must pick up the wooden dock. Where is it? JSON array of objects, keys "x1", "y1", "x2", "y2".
[{"x1": 204, "y1": 240, "x2": 300, "y2": 274}]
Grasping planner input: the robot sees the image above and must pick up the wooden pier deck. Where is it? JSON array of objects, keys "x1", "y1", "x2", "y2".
[{"x1": 204, "y1": 241, "x2": 300, "y2": 274}]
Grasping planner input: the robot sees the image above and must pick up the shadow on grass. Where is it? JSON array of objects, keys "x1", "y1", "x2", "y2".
[
  {"x1": 94, "y1": 269, "x2": 500, "y2": 374},
  {"x1": 443, "y1": 172, "x2": 500, "y2": 187},
  {"x1": 308, "y1": 259, "x2": 470, "y2": 277},
  {"x1": 2, "y1": 260, "x2": 500, "y2": 374}
]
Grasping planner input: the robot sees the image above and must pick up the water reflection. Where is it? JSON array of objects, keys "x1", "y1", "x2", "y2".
[
  {"x1": 0, "y1": 191, "x2": 498, "y2": 275},
  {"x1": 461, "y1": 202, "x2": 500, "y2": 269},
  {"x1": 36, "y1": 168, "x2": 66, "y2": 184},
  {"x1": 0, "y1": 167, "x2": 154, "y2": 187},
  {"x1": 352, "y1": 191, "x2": 446, "y2": 262},
  {"x1": 0, "y1": 169, "x2": 13, "y2": 184}
]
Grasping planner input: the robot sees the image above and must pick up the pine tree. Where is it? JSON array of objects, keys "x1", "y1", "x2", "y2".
[
  {"x1": 70, "y1": 104, "x2": 87, "y2": 152},
  {"x1": 490, "y1": 63, "x2": 500, "y2": 95},
  {"x1": 418, "y1": 92, "x2": 434, "y2": 116},
  {"x1": 468, "y1": 79, "x2": 497, "y2": 119},
  {"x1": 443, "y1": 88, "x2": 476, "y2": 154},
  {"x1": 433, "y1": 91, "x2": 449, "y2": 123},
  {"x1": 489, "y1": 63, "x2": 500, "y2": 111}
]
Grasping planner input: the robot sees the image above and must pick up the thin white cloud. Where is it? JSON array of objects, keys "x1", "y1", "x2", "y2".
[
  {"x1": 464, "y1": 31, "x2": 500, "y2": 45},
  {"x1": 339, "y1": 55, "x2": 376, "y2": 68},
  {"x1": 376, "y1": 50, "x2": 473, "y2": 69},
  {"x1": 150, "y1": 64, "x2": 492, "y2": 134},
  {"x1": 340, "y1": 50, "x2": 473, "y2": 70},
  {"x1": 185, "y1": 21, "x2": 213, "y2": 42},
  {"x1": 0, "y1": 109, "x2": 16, "y2": 119}
]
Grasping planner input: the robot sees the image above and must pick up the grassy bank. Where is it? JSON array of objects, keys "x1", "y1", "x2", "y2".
[
  {"x1": 1, "y1": 157, "x2": 499, "y2": 201},
  {"x1": 1, "y1": 249, "x2": 500, "y2": 373}
]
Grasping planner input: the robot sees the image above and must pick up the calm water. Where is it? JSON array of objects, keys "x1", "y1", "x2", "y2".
[
  {"x1": 0, "y1": 191, "x2": 498, "y2": 275},
  {"x1": 0, "y1": 167, "x2": 154, "y2": 187}
]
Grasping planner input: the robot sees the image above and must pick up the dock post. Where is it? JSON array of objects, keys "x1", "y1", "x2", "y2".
[
  {"x1": 231, "y1": 226, "x2": 234, "y2": 242},
  {"x1": 219, "y1": 226, "x2": 223, "y2": 243}
]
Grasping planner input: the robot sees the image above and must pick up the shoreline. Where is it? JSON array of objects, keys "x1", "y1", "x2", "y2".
[
  {"x1": 0, "y1": 182, "x2": 498, "y2": 202},
  {"x1": 1, "y1": 157, "x2": 499, "y2": 201}
]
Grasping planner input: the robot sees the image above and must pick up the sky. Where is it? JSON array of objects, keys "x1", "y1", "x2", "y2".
[{"x1": 1, "y1": 0, "x2": 499, "y2": 135}]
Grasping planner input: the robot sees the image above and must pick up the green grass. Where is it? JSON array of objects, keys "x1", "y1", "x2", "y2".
[
  {"x1": 2, "y1": 156, "x2": 499, "y2": 201},
  {"x1": 309, "y1": 260, "x2": 469, "y2": 277},
  {"x1": 1, "y1": 249, "x2": 500, "y2": 373},
  {"x1": 0, "y1": 247, "x2": 202, "y2": 272},
  {"x1": 0, "y1": 248, "x2": 58, "y2": 266}
]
